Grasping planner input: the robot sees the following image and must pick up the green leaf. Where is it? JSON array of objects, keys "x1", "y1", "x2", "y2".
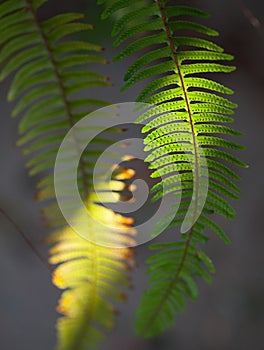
[
  {"x1": 0, "y1": 32, "x2": 41, "y2": 63},
  {"x1": 57, "y1": 54, "x2": 107, "y2": 70},
  {"x1": 111, "y1": 2, "x2": 158, "y2": 36},
  {"x1": 114, "y1": 32, "x2": 166, "y2": 61},
  {"x1": 0, "y1": 9, "x2": 31, "y2": 32},
  {"x1": 8, "y1": 58, "x2": 53, "y2": 100},
  {"x1": 122, "y1": 61, "x2": 175, "y2": 91},
  {"x1": 164, "y1": 5, "x2": 209, "y2": 19},
  {"x1": 113, "y1": 18, "x2": 162, "y2": 46},
  {"x1": 0, "y1": 21, "x2": 36, "y2": 46},
  {"x1": 53, "y1": 41, "x2": 103, "y2": 57},
  {"x1": 173, "y1": 36, "x2": 223, "y2": 51},
  {"x1": 42, "y1": 13, "x2": 85, "y2": 32},
  {"x1": 49, "y1": 23, "x2": 94, "y2": 43},
  {"x1": 199, "y1": 216, "x2": 231, "y2": 244},
  {"x1": 101, "y1": 0, "x2": 143, "y2": 19},
  {"x1": 0, "y1": 0, "x2": 25, "y2": 18},
  {"x1": 0, "y1": 45, "x2": 47, "y2": 80},
  {"x1": 12, "y1": 83, "x2": 60, "y2": 116},
  {"x1": 170, "y1": 20, "x2": 218, "y2": 36}
]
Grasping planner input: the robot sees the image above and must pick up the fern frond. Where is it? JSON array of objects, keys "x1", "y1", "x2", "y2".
[
  {"x1": 0, "y1": 1, "x2": 135, "y2": 348},
  {"x1": 135, "y1": 225, "x2": 214, "y2": 338},
  {"x1": 100, "y1": 0, "x2": 247, "y2": 338},
  {"x1": 47, "y1": 176, "x2": 136, "y2": 350}
]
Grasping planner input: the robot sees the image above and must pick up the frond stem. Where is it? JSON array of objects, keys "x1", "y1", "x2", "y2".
[
  {"x1": 140, "y1": 0, "x2": 200, "y2": 330},
  {"x1": 144, "y1": 230, "x2": 193, "y2": 332},
  {"x1": 157, "y1": 0, "x2": 200, "y2": 225}
]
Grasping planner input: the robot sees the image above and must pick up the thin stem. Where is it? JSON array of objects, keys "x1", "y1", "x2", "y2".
[
  {"x1": 0, "y1": 208, "x2": 51, "y2": 271},
  {"x1": 157, "y1": 0, "x2": 200, "y2": 224}
]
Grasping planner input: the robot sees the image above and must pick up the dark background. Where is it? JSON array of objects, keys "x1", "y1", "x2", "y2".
[{"x1": 0, "y1": 0, "x2": 263, "y2": 349}]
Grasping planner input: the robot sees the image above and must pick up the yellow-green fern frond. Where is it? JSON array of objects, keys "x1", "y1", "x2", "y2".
[
  {"x1": 0, "y1": 1, "x2": 135, "y2": 348},
  {"x1": 48, "y1": 175, "x2": 136, "y2": 350}
]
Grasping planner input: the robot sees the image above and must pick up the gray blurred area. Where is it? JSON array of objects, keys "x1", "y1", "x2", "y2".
[{"x1": 0, "y1": 0, "x2": 263, "y2": 349}]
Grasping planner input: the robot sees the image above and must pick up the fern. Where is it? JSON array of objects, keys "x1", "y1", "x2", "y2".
[
  {"x1": 0, "y1": 1, "x2": 135, "y2": 348},
  {"x1": 100, "y1": 0, "x2": 247, "y2": 338}
]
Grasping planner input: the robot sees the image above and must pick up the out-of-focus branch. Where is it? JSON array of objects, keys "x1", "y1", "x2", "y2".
[
  {"x1": 0, "y1": 208, "x2": 51, "y2": 271},
  {"x1": 235, "y1": 0, "x2": 264, "y2": 38}
]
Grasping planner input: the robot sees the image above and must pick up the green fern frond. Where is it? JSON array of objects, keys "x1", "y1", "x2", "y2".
[
  {"x1": 100, "y1": 0, "x2": 247, "y2": 338},
  {"x1": 135, "y1": 225, "x2": 214, "y2": 338},
  {"x1": 0, "y1": 1, "x2": 135, "y2": 348}
]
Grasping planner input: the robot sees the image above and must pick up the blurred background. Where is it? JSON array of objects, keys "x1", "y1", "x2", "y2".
[{"x1": 0, "y1": 0, "x2": 263, "y2": 349}]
